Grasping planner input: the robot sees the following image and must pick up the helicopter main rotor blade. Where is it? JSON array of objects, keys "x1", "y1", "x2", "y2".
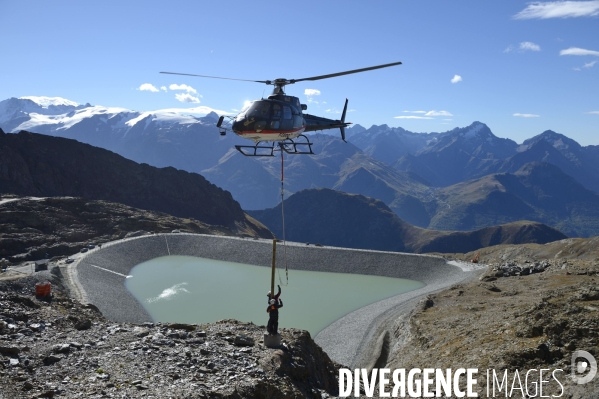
[
  {"x1": 291, "y1": 61, "x2": 402, "y2": 83},
  {"x1": 160, "y1": 71, "x2": 270, "y2": 84},
  {"x1": 160, "y1": 61, "x2": 402, "y2": 87}
]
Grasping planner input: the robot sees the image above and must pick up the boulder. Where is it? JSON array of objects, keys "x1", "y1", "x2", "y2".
[
  {"x1": 234, "y1": 334, "x2": 255, "y2": 347},
  {"x1": 74, "y1": 319, "x2": 92, "y2": 331}
]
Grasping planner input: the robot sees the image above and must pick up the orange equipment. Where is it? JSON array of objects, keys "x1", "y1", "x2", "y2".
[{"x1": 35, "y1": 282, "x2": 52, "y2": 297}]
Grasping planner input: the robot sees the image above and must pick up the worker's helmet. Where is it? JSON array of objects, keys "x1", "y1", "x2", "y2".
[
  {"x1": 267, "y1": 291, "x2": 271, "y2": 296},
  {"x1": 269, "y1": 299, "x2": 276, "y2": 305}
]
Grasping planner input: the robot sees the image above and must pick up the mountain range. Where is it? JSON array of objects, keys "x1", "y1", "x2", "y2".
[
  {"x1": 248, "y1": 188, "x2": 568, "y2": 254},
  {"x1": 0, "y1": 130, "x2": 567, "y2": 258},
  {"x1": 2, "y1": 96, "x2": 599, "y2": 237}
]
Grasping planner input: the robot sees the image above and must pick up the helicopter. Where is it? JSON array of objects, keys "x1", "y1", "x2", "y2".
[{"x1": 160, "y1": 61, "x2": 402, "y2": 156}]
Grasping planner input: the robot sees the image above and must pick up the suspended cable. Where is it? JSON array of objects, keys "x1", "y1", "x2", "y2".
[{"x1": 278, "y1": 144, "x2": 289, "y2": 286}]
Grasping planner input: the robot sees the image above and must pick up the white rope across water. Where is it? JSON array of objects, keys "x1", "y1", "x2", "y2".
[{"x1": 164, "y1": 235, "x2": 171, "y2": 255}]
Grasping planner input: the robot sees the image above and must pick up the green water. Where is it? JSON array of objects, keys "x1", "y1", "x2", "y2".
[{"x1": 125, "y1": 255, "x2": 424, "y2": 335}]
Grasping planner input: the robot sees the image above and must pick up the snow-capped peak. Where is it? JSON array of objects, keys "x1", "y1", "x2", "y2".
[
  {"x1": 463, "y1": 122, "x2": 485, "y2": 138},
  {"x1": 19, "y1": 96, "x2": 79, "y2": 108}
]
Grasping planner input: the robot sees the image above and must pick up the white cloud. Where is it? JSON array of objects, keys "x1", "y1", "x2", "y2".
[
  {"x1": 514, "y1": 1, "x2": 599, "y2": 19},
  {"x1": 396, "y1": 110, "x2": 452, "y2": 119},
  {"x1": 139, "y1": 83, "x2": 159, "y2": 92},
  {"x1": 160, "y1": 86, "x2": 167, "y2": 92},
  {"x1": 443, "y1": 119, "x2": 453, "y2": 121},
  {"x1": 169, "y1": 84, "x2": 198, "y2": 94},
  {"x1": 513, "y1": 113, "x2": 540, "y2": 118},
  {"x1": 451, "y1": 75, "x2": 462, "y2": 83},
  {"x1": 520, "y1": 42, "x2": 541, "y2": 51},
  {"x1": 155, "y1": 106, "x2": 230, "y2": 115},
  {"x1": 588, "y1": 111, "x2": 599, "y2": 114},
  {"x1": 304, "y1": 88, "x2": 321, "y2": 104},
  {"x1": 576, "y1": 60, "x2": 598, "y2": 70},
  {"x1": 425, "y1": 110, "x2": 453, "y2": 117},
  {"x1": 560, "y1": 47, "x2": 599, "y2": 56},
  {"x1": 175, "y1": 93, "x2": 201, "y2": 103},
  {"x1": 325, "y1": 107, "x2": 355, "y2": 114},
  {"x1": 504, "y1": 45, "x2": 514, "y2": 53}
]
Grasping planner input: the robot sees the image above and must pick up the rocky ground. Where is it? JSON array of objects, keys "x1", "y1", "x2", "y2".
[
  {"x1": 4, "y1": 228, "x2": 599, "y2": 398},
  {"x1": 0, "y1": 195, "x2": 271, "y2": 263},
  {"x1": 379, "y1": 239, "x2": 599, "y2": 398},
  {"x1": 0, "y1": 271, "x2": 340, "y2": 398}
]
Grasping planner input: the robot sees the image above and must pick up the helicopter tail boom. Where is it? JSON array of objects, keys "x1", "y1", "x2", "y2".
[{"x1": 303, "y1": 98, "x2": 351, "y2": 142}]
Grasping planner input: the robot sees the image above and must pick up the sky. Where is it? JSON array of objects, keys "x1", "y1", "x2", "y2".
[{"x1": 0, "y1": 0, "x2": 598, "y2": 145}]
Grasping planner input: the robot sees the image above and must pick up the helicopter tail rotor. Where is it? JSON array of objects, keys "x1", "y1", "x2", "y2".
[{"x1": 340, "y1": 98, "x2": 349, "y2": 142}]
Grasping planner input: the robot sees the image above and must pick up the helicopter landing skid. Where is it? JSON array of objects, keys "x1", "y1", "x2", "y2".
[
  {"x1": 235, "y1": 135, "x2": 315, "y2": 157},
  {"x1": 235, "y1": 143, "x2": 278, "y2": 157},
  {"x1": 279, "y1": 135, "x2": 315, "y2": 155}
]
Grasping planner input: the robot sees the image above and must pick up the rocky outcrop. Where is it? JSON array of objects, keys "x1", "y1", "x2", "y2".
[
  {"x1": 0, "y1": 131, "x2": 250, "y2": 230},
  {"x1": 0, "y1": 275, "x2": 341, "y2": 398},
  {"x1": 0, "y1": 196, "x2": 271, "y2": 262}
]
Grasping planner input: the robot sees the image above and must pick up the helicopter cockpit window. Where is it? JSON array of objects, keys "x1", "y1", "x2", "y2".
[
  {"x1": 293, "y1": 115, "x2": 303, "y2": 129},
  {"x1": 281, "y1": 106, "x2": 293, "y2": 129},
  {"x1": 247, "y1": 101, "x2": 271, "y2": 118},
  {"x1": 235, "y1": 101, "x2": 252, "y2": 122},
  {"x1": 240, "y1": 102, "x2": 252, "y2": 113},
  {"x1": 272, "y1": 104, "x2": 281, "y2": 118}
]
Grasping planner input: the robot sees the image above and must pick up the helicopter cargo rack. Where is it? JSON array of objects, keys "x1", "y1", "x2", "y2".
[{"x1": 235, "y1": 136, "x2": 315, "y2": 157}]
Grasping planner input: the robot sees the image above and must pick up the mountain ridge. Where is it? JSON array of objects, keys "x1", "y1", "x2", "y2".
[
  {"x1": 0, "y1": 129, "x2": 270, "y2": 237},
  {"x1": 248, "y1": 188, "x2": 567, "y2": 254}
]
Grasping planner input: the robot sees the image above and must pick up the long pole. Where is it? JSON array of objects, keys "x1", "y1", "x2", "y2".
[{"x1": 271, "y1": 238, "x2": 276, "y2": 298}]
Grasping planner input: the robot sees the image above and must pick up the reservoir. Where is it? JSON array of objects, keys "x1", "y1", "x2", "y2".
[{"x1": 125, "y1": 255, "x2": 424, "y2": 335}]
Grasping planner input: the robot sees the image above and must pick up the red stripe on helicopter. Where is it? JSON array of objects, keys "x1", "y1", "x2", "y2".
[{"x1": 238, "y1": 127, "x2": 305, "y2": 135}]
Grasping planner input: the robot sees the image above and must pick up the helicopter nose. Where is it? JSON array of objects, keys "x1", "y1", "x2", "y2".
[
  {"x1": 234, "y1": 116, "x2": 261, "y2": 131},
  {"x1": 232, "y1": 118, "x2": 248, "y2": 133}
]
